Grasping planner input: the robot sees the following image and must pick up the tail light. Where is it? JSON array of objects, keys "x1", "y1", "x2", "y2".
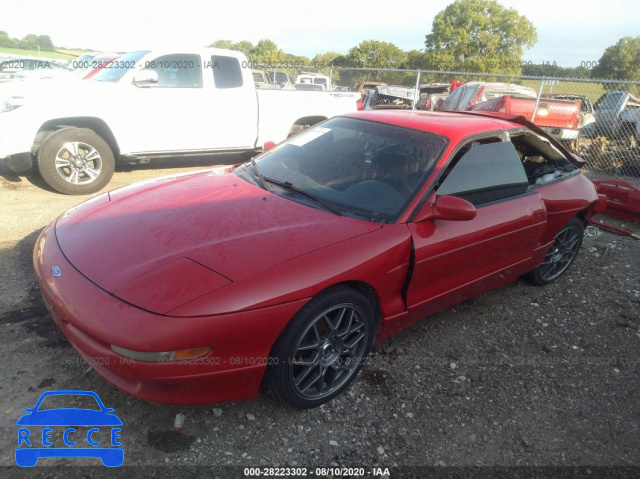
[{"x1": 356, "y1": 98, "x2": 363, "y2": 111}]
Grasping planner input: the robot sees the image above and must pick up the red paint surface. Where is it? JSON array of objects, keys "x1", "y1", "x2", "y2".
[{"x1": 35, "y1": 112, "x2": 601, "y2": 404}]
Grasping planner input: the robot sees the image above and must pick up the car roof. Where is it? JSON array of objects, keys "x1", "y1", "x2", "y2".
[{"x1": 341, "y1": 110, "x2": 520, "y2": 143}]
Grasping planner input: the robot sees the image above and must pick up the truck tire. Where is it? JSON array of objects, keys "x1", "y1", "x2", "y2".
[{"x1": 37, "y1": 128, "x2": 115, "y2": 195}]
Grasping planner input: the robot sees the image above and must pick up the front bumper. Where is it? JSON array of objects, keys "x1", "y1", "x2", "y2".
[
  {"x1": 34, "y1": 222, "x2": 306, "y2": 405},
  {"x1": 4, "y1": 152, "x2": 33, "y2": 173}
]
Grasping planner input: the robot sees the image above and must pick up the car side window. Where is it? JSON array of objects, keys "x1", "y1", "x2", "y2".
[
  {"x1": 437, "y1": 140, "x2": 529, "y2": 206},
  {"x1": 210, "y1": 55, "x2": 243, "y2": 89},
  {"x1": 145, "y1": 54, "x2": 203, "y2": 88}
]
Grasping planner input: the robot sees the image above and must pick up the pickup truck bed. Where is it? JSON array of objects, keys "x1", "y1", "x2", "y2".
[{"x1": 472, "y1": 95, "x2": 582, "y2": 140}]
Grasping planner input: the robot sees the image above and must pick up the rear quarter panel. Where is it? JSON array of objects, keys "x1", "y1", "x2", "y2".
[{"x1": 533, "y1": 173, "x2": 599, "y2": 242}]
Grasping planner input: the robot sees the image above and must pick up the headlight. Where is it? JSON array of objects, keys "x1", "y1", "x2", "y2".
[{"x1": 111, "y1": 345, "x2": 211, "y2": 362}]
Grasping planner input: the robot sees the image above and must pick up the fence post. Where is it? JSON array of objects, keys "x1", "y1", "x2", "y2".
[
  {"x1": 330, "y1": 68, "x2": 334, "y2": 90},
  {"x1": 412, "y1": 71, "x2": 421, "y2": 110},
  {"x1": 531, "y1": 77, "x2": 545, "y2": 122}
]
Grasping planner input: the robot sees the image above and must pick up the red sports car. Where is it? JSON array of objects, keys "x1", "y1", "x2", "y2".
[{"x1": 34, "y1": 111, "x2": 603, "y2": 408}]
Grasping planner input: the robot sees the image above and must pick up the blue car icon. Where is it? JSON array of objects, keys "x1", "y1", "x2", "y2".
[{"x1": 16, "y1": 390, "x2": 123, "y2": 467}]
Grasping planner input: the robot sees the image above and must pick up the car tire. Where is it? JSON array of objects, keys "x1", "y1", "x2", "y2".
[
  {"x1": 525, "y1": 217, "x2": 584, "y2": 286},
  {"x1": 37, "y1": 128, "x2": 115, "y2": 195},
  {"x1": 266, "y1": 286, "x2": 375, "y2": 409}
]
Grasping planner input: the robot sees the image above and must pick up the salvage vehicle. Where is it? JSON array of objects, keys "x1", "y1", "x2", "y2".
[
  {"x1": 472, "y1": 94, "x2": 582, "y2": 142},
  {"x1": 417, "y1": 83, "x2": 450, "y2": 111},
  {"x1": 0, "y1": 57, "x2": 71, "y2": 83},
  {"x1": 252, "y1": 69, "x2": 279, "y2": 89},
  {"x1": 362, "y1": 85, "x2": 416, "y2": 110},
  {"x1": 436, "y1": 81, "x2": 537, "y2": 112},
  {"x1": 357, "y1": 81, "x2": 387, "y2": 97},
  {"x1": 34, "y1": 110, "x2": 602, "y2": 409},
  {"x1": 586, "y1": 90, "x2": 640, "y2": 141},
  {"x1": 295, "y1": 72, "x2": 332, "y2": 91},
  {"x1": 0, "y1": 48, "x2": 360, "y2": 194}
]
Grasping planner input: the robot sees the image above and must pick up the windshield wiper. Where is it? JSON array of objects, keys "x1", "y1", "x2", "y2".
[
  {"x1": 262, "y1": 176, "x2": 342, "y2": 216},
  {"x1": 250, "y1": 157, "x2": 268, "y2": 190}
]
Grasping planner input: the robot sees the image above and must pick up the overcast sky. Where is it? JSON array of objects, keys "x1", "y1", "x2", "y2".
[{"x1": 2, "y1": 0, "x2": 638, "y2": 67}]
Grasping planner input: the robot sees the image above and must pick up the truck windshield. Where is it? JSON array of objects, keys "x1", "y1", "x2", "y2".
[
  {"x1": 92, "y1": 51, "x2": 150, "y2": 83},
  {"x1": 244, "y1": 117, "x2": 448, "y2": 223}
]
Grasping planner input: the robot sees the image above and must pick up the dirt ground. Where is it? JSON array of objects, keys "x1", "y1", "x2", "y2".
[{"x1": 0, "y1": 159, "x2": 639, "y2": 478}]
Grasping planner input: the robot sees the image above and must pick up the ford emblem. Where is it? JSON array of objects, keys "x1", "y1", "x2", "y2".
[{"x1": 51, "y1": 266, "x2": 62, "y2": 277}]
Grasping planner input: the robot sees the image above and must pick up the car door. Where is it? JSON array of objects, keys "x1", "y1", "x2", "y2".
[{"x1": 406, "y1": 138, "x2": 547, "y2": 320}]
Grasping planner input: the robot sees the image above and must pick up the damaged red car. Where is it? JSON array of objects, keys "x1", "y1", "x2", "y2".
[{"x1": 34, "y1": 110, "x2": 602, "y2": 408}]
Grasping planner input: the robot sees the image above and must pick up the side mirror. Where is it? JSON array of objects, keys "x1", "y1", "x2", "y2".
[
  {"x1": 263, "y1": 141, "x2": 276, "y2": 151},
  {"x1": 133, "y1": 70, "x2": 158, "y2": 87},
  {"x1": 413, "y1": 194, "x2": 476, "y2": 222}
]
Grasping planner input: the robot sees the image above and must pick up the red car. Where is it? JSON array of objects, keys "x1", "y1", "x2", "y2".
[{"x1": 34, "y1": 111, "x2": 603, "y2": 409}]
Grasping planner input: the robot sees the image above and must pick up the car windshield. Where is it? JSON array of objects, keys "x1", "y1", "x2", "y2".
[
  {"x1": 238, "y1": 117, "x2": 447, "y2": 223},
  {"x1": 92, "y1": 50, "x2": 150, "y2": 83}
]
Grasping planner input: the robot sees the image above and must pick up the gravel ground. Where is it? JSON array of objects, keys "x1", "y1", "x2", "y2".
[{"x1": 1, "y1": 159, "x2": 639, "y2": 478}]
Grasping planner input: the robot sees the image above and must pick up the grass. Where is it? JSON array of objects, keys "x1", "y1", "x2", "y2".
[
  {"x1": 520, "y1": 79, "x2": 605, "y2": 103},
  {"x1": 0, "y1": 47, "x2": 81, "y2": 61}
]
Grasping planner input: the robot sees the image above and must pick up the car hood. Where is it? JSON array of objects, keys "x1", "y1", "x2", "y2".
[{"x1": 55, "y1": 170, "x2": 380, "y2": 314}]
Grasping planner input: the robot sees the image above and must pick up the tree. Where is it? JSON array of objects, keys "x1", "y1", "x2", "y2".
[
  {"x1": 0, "y1": 31, "x2": 17, "y2": 48},
  {"x1": 209, "y1": 40, "x2": 234, "y2": 50},
  {"x1": 251, "y1": 39, "x2": 284, "y2": 64},
  {"x1": 208, "y1": 40, "x2": 254, "y2": 56},
  {"x1": 233, "y1": 41, "x2": 254, "y2": 57},
  {"x1": 20, "y1": 34, "x2": 40, "y2": 50},
  {"x1": 424, "y1": 0, "x2": 537, "y2": 74},
  {"x1": 36, "y1": 35, "x2": 55, "y2": 52},
  {"x1": 591, "y1": 37, "x2": 640, "y2": 82},
  {"x1": 312, "y1": 52, "x2": 346, "y2": 67},
  {"x1": 345, "y1": 40, "x2": 406, "y2": 68}
]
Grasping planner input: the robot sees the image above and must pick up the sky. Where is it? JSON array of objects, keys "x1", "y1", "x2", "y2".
[{"x1": 2, "y1": 0, "x2": 638, "y2": 67}]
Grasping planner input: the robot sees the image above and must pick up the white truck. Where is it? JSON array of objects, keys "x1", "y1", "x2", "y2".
[{"x1": 0, "y1": 48, "x2": 360, "y2": 194}]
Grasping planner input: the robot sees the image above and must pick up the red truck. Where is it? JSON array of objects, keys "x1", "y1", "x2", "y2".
[
  {"x1": 436, "y1": 82, "x2": 582, "y2": 143},
  {"x1": 472, "y1": 94, "x2": 582, "y2": 142}
]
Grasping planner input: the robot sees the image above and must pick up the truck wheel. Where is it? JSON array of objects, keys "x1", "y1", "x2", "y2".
[{"x1": 37, "y1": 128, "x2": 115, "y2": 195}]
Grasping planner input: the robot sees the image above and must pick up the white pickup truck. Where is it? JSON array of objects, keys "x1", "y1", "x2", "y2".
[{"x1": 0, "y1": 48, "x2": 360, "y2": 194}]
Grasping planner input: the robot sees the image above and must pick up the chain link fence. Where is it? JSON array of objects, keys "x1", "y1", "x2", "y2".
[{"x1": 255, "y1": 65, "x2": 640, "y2": 183}]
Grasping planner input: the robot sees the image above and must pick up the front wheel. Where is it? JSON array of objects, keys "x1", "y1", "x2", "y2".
[
  {"x1": 526, "y1": 217, "x2": 584, "y2": 286},
  {"x1": 266, "y1": 286, "x2": 375, "y2": 408},
  {"x1": 37, "y1": 128, "x2": 115, "y2": 195}
]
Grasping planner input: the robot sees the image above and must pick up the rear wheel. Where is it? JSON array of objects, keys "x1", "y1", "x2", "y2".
[
  {"x1": 37, "y1": 128, "x2": 115, "y2": 195},
  {"x1": 267, "y1": 286, "x2": 375, "y2": 408},
  {"x1": 526, "y1": 217, "x2": 584, "y2": 285}
]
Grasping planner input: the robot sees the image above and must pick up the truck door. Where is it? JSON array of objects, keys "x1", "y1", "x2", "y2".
[
  {"x1": 205, "y1": 54, "x2": 259, "y2": 148},
  {"x1": 126, "y1": 53, "x2": 258, "y2": 153}
]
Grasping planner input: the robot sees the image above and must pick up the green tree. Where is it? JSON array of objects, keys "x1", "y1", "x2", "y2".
[
  {"x1": 209, "y1": 40, "x2": 234, "y2": 49},
  {"x1": 250, "y1": 39, "x2": 284, "y2": 63},
  {"x1": 312, "y1": 52, "x2": 346, "y2": 67},
  {"x1": 284, "y1": 53, "x2": 311, "y2": 64},
  {"x1": 0, "y1": 31, "x2": 17, "y2": 48},
  {"x1": 20, "y1": 34, "x2": 40, "y2": 50},
  {"x1": 345, "y1": 40, "x2": 406, "y2": 68},
  {"x1": 233, "y1": 41, "x2": 254, "y2": 57},
  {"x1": 208, "y1": 40, "x2": 254, "y2": 56},
  {"x1": 425, "y1": 0, "x2": 537, "y2": 74},
  {"x1": 36, "y1": 35, "x2": 55, "y2": 52},
  {"x1": 591, "y1": 36, "x2": 640, "y2": 81}
]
